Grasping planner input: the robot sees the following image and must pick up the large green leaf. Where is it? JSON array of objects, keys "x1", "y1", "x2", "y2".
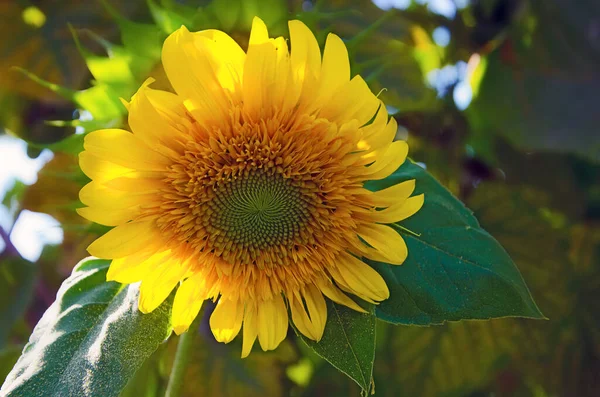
[
  {"x1": 120, "y1": 343, "x2": 169, "y2": 397},
  {"x1": 0, "y1": 258, "x2": 173, "y2": 397},
  {"x1": 365, "y1": 161, "x2": 543, "y2": 324},
  {"x1": 296, "y1": 301, "x2": 376, "y2": 395},
  {"x1": 0, "y1": 258, "x2": 37, "y2": 349}
]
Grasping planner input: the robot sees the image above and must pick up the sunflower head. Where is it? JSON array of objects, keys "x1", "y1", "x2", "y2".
[{"x1": 78, "y1": 17, "x2": 423, "y2": 357}]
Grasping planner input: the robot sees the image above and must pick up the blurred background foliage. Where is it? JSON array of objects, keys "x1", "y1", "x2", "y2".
[{"x1": 0, "y1": 0, "x2": 599, "y2": 396}]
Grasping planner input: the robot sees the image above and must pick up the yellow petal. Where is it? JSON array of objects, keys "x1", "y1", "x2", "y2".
[
  {"x1": 331, "y1": 252, "x2": 389, "y2": 302},
  {"x1": 84, "y1": 129, "x2": 171, "y2": 171},
  {"x1": 361, "y1": 116, "x2": 398, "y2": 152},
  {"x1": 103, "y1": 172, "x2": 165, "y2": 192},
  {"x1": 257, "y1": 295, "x2": 288, "y2": 351},
  {"x1": 243, "y1": 21, "x2": 294, "y2": 118},
  {"x1": 289, "y1": 19, "x2": 321, "y2": 102},
  {"x1": 361, "y1": 140, "x2": 408, "y2": 180},
  {"x1": 320, "y1": 76, "x2": 380, "y2": 127},
  {"x1": 290, "y1": 293, "x2": 312, "y2": 339},
  {"x1": 79, "y1": 181, "x2": 146, "y2": 209},
  {"x1": 79, "y1": 151, "x2": 133, "y2": 183},
  {"x1": 356, "y1": 194, "x2": 424, "y2": 224},
  {"x1": 162, "y1": 26, "x2": 243, "y2": 126},
  {"x1": 195, "y1": 29, "x2": 246, "y2": 93},
  {"x1": 128, "y1": 85, "x2": 187, "y2": 155},
  {"x1": 361, "y1": 102, "x2": 387, "y2": 130},
  {"x1": 172, "y1": 272, "x2": 206, "y2": 335},
  {"x1": 290, "y1": 285, "x2": 327, "y2": 341},
  {"x1": 107, "y1": 249, "x2": 162, "y2": 283},
  {"x1": 317, "y1": 33, "x2": 349, "y2": 105},
  {"x1": 318, "y1": 281, "x2": 367, "y2": 313},
  {"x1": 352, "y1": 244, "x2": 399, "y2": 267},
  {"x1": 357, "y1": 223, "x2": 408, "y2": 265},
  {"x1": 139, "y1": 257, "x2": 189, "y2": 313},
  {"x1": 363, "y1": 180, "x2": 416, "y2": 207},
  {"x1": 76, "y1": 206, "x2": 135, "y2": 226},
  {"x1": 329, "y1": 266, "x2": 376, "y2": 304},
  {"x1": 87, "y1": 220, "x2": 157, "y2": 259},
  {"x1": 241, "y1": 303, "x2": 258, "y2": 358},
  {"x1": 210, "y1": 297, "x2": 244, "y2": 343},
  {"x1": 249, "y1": 16, "x2": 269, "y2": 45}
]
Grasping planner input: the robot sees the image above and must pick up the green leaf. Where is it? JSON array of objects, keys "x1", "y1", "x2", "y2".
[
  {"x1": 100, "y1": 0, "x2": 163, "y2": 60},
  {"x1": 0, "y1": 1, "x2": 144, "y2": 100},
  {"x1": 0, "y1": 258, "x2": 37, "y2": 349},
  {"x1": 69, "y1": 27, "x2": 137, "y2": 98},
  {"x1": 1, "y1": 258, "x2": 173, "y2": 397},
  {"x1": 31, "y1": 117, "x2": 121, "y2": 155},
  {"x1": 365, "y1": 161, "x2": 544, "y2": 325},
  {"x1": 147, "y1": 0, "x2": 195, "y2": 34},
  {"x1": 295, "y1": 301, "x2": 376, "y2": 395},
  {"x1": 1, "y1": 180, "x2": 27, "y2": 210},
  {"x1": 120, "y1": 343, "x2": 167, "y2": 397},
  {"x1": 208, "y1": 0, "x2": 288, "y2": 34},
  {"x1": 74, "y1": 85, "x2": 125, "y2": 119}
]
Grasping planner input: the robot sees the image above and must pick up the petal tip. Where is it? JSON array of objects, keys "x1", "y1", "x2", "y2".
[{"x1": 173, "y1": 324, "x2": 189, "y2": 335}]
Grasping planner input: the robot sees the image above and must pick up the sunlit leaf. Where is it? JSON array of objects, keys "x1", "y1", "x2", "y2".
[
  {"x1": 147, "y1": 0, "x2": 195, "y2": 34},
  {"x1": 120, "y1": 343, "x2": 169, "y2": 397},
  {"x1": 0, "y1": 258, "x2": 173, "y2": 397},
  {"x1": 0, "y1": 1, "x2": 144, "y2": 100}
]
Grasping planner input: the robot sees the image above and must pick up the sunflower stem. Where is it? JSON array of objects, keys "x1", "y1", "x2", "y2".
[{"x1": 165, "y1": 316, "x2": 200, "y2": 397}]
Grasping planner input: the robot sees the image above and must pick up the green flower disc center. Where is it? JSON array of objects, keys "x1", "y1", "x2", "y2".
[{"x1": 209, "y1": 170, "x2": 309, "y2": 249}]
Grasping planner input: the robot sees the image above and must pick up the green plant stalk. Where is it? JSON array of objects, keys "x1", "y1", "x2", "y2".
[{"x1": 165, "y1": 317, "x2": 200, "y2": 397}]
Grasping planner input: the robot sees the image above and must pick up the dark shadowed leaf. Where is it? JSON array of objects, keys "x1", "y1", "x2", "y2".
[
  {"x1": 365, "y1": 161, "x2": 543, "y2": 325},
  {"x1": 296, "y1": 301, "x2": 376, "y2": 395}
]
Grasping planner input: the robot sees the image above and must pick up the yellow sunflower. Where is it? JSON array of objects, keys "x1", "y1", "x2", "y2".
[{"x1": 77, "y1": 17, "x2": 423, "y2": 357}]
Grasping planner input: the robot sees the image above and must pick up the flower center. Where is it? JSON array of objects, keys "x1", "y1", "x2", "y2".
[{"x1": 208, "y1": 170, "x2": 309, "y2": 250}]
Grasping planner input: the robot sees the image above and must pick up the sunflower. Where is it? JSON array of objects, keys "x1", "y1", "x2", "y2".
[{"x1": 77, "y1": 17, "x2": 423, "y2": 357}]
